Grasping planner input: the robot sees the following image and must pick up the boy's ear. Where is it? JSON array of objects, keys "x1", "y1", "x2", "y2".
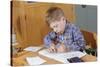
[
  {"x1": 61, "y1": 17, "x2": 66, "y2": 23},
  {"x1": 61, "y1": 17, "x2": 66, "y2": 21}
]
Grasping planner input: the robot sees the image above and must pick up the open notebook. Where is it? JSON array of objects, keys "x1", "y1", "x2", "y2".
[{"x1": 39, "y1": 49, "x2": 86, "y2": 63}]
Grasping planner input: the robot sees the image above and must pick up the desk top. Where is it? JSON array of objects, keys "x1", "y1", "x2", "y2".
[
  {"x1": 12, "y1": 46, "x2": 97, "y2": 66},
  {"x1": 12, "y1": 47, "x2": 62, "y2": 66}
]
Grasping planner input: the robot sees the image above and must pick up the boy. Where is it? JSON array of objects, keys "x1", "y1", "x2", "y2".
[{"x1": 44, "y1": 7, "x2": 96, "y2": 61}]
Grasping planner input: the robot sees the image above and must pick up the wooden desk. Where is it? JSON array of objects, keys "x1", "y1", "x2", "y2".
[
  {"x1": 12, "y1": 48, "x2": 62, "y2": 66},
  {"x1": 12, "y1": 48, "x2": 97, "y2": 66}
]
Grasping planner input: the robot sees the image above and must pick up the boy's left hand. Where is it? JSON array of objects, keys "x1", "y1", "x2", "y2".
[{"x1": 57, "y1": 44, "x2": 69, "y2": 53}]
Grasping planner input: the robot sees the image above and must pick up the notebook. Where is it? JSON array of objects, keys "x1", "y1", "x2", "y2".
[
  {"x1": 26, "y1": 56, "x2": 46, "y2": 65},
  {"x1": 38, "y1": 49, "x2": 86, "y2": 63}
]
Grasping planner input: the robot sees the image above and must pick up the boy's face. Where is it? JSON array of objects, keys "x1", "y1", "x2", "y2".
[{"x1": 50, "y1": 17, "x2": 66, "y2": 34}]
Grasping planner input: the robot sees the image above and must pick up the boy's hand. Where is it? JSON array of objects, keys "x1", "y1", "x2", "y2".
[
  {"x1": 57, "y1": 43, "x2": 69, "y2": 53},
  {"x1": 48, "y1": 43, "x2": 57, "y2": 53}
]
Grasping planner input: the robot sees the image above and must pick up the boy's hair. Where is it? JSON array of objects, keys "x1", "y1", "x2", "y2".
[{"x1": 46, "y1": 7, "x2": 65, "y2": 24}]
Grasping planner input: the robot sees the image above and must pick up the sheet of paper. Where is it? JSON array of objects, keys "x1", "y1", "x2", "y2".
[
  {"x1": 26, "y1": 56, "x2": 46, "y2": 65},
  {"x1": 24, "y1": 46, "x2": 42, "y2": 52},
  {"x1": 38, "y1": 49, "x2": 86, "y2": 63}
]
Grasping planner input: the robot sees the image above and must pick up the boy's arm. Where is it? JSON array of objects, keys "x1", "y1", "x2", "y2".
[
  {"x1": 70, "y1": 24, "x2": 86, "y2": 51},
  {"x1": 44, "y1": 32, "x2": 56, "y2": 48},
  {"x1": 44, "y1": 35, "x2": 52, "y2": 48},
  {"x1": 44, "y1": 32, "x2": 58, "y2": 52}
]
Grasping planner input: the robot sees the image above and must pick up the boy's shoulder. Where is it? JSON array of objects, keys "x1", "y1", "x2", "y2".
[
  {"x1": 64, "y1": 22, "x2": 80, "y2": 33},
  {"x1": 66, "y1": 22, "x2": 76, "y2": 27},
  {"x1": 66, "y1": 22, "x2": 79, "y2": 29}
]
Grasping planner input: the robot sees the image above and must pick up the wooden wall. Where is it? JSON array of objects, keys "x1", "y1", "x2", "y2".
[{"x1": 12, "y1": 1, "x2": 75, "y2": 48}]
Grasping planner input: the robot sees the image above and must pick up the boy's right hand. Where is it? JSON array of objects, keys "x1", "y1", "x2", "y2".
[{"x1": 48, "y1": 43, "x2": 57, "y2": 53}]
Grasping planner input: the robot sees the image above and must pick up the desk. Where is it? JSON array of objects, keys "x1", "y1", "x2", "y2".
[
  {"x1": 12, "y1": 48, "x2": 62, "y2": 66},
  {"x1": 12, "y1": 47, "x2": 97, "y2": 66}
]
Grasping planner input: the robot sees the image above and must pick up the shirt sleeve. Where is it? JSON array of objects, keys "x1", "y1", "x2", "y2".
[
  {"x1": 70, "y1": 24, "x2": 86, "y2": 51},
  {"x1": 44, "y1": 32, "x2": 56, "y2": 48}
]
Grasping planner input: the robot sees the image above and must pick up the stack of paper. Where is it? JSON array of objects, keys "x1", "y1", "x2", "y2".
[
  {"x1": 24, "y1": 46, "x2": 42, "y2": 52},
  {"x1": 38, "y1": 49, "x2": 86, "y2": 63},
  {"x1": 26, "y1": 56, "x2": 46, "y2": 65}
]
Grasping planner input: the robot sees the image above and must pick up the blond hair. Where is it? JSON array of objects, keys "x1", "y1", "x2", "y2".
[{"x1": 46, "y1": 7, "x2": 65, "y2": 24}]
